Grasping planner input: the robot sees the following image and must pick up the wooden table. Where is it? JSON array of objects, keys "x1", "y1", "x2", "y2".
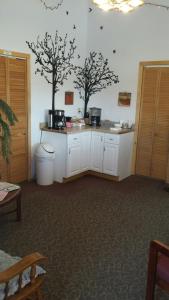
[{"x1": 0, "y1": 189, "x2": 21, "y2": 221}]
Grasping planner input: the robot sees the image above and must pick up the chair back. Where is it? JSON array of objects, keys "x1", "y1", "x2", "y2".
[{"x1": 146, "y1": 240, "x2": 169, "y2": 300}]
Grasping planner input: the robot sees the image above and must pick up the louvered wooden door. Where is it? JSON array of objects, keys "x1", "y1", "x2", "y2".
[
  {"x1": 151, "y1": 68, "x2": 169, "y2": 179},
  {"x1": 136, "y1": 67, "x2": 169, "y2": 180},
  {"x1": 0, "y1": 55, "x2": 29, "y2": 183}
]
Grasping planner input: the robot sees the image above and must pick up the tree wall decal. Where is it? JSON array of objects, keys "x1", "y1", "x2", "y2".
[
  {"x1": 26, "y1": 31, "x2": 77, "y2": 127},
  {"x1": 74, "y1": 51, "x2": 119, "y2": 117}
]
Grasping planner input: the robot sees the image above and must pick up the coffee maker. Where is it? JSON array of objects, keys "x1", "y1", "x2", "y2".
[
  {"x1": 53, "y1": 110, "x2": 66, "y2": 129},
  {"x1": 89, "y1": 107, "x2": 101, "y2": 127}
]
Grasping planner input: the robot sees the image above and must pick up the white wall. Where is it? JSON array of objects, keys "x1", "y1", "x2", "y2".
[
  {"x1": 0, "y1": 0, "x2": 88, "y2": 157},
  {"x1": 87, "y1": 1, "x2": 169, "y2": 124}
]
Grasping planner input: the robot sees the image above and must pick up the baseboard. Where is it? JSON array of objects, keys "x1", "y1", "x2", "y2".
[
  {"x1": 63, "y1": 171, "x2": 119, "y2": 183},
  {"x1": 88, "y1": 171, "x2": 119, "y2": 182},
  {"x1": 63, "y1": 171, "x2": 89, "y2": 183}
]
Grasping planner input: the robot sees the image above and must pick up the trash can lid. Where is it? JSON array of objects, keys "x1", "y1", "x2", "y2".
[{"x1": 36, "y1": 143, "x2": 55, "y2": 158}]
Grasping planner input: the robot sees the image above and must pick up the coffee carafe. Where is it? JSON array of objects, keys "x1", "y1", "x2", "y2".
[
  {"x1": 47, "y1": 110, "x2": 53, "y2": 129},
  {"x1": 54, "y1": 110, "x2": 66, "y2": 129}
]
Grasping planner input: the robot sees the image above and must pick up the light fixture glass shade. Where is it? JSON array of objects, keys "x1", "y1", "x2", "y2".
[{"x1": 92, "y1": 0, "x2": 144, "y2": 13}]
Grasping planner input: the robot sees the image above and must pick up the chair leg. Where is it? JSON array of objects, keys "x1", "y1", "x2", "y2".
[
  {"x1": 146, "y1": 242, "x2": 158, "y2": 300},
  {"x1": 36, "y1": 289, "x2": 43, "y2": 300},
  {"x1": 146, "y1": 282, "x2": 156, "y2": 300}
]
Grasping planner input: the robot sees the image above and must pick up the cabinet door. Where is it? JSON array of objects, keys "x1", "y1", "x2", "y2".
[
  {"x1": 67, "y1": 134, "x2": 81, "y2": 177},
  {"x1": 67, "y1": 145, "x2": 81, "y2": 177},
  {"x1": 80, "y1": 132, "x2": 91, "y2": 172},
  {"x1": 90, "y1": 132, "x2": 104, "y2": 172},
  {"x1": 103, "y1": 143, "x2": 119, "y2": 176}
]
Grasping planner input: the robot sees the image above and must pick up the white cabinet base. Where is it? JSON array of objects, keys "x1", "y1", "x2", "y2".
[{"x1": 42, "y1": 130, "x2": 134, "y2": 183}]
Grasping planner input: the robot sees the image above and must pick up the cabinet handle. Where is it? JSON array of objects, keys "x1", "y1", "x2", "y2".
[
  {"x1": 101, "y1": 136, "x2": 103, "y2": 142},
  {"x1": 104, "y1": 146, "x2": 106, "y2": 152},
  {"x1": 69, "y1": 148, "x2": 71, "y2": 155},
  {"x1": 73, "y1": 138, "x2": 78, "y2": 140}
]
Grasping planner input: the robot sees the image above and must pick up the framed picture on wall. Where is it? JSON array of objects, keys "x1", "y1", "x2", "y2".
[
  {"x1": 118, "y1": 92, "x2": 131, "y2": 107},
  {"x1": 65, "y1": 91, "x2": 74, "y2": 105}
]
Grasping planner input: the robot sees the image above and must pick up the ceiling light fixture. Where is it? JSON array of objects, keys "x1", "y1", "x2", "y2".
[
  {"x1": 92, "y1": 0, "x2": 169, "y2": 13},
  {"x1": 92, "y1": 0, "x2": 144, "y2": 13}
]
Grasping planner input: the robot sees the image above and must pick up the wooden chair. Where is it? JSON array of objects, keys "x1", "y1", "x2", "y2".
[
  {"x1": 146, "y1": 240, "x2": 169, "y2": 300},
  {"x1": 0, "y1": 252, "x2": 47, "y2": 300}
]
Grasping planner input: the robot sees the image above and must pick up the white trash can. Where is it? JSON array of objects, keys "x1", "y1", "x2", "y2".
[{"x1": 35, "y1": 143, "x2": 55, "y2": 185}]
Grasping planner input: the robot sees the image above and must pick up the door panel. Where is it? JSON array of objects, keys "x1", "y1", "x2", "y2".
[
  {"x1": 136, "y1": 66, "x2": 169, "y2": 180},
  {"x1": 0, "y1": 57, "x2": 7, "y2": 101},
  {"x1": 0, "y1": 55, "x2": 28, "y2": 183},
  {"x1": 151, "y1": 68, "x2": 169, "y2": 179},
  {"x1": 8, "y1": 58, "x2": 28, "y2": 182},
  {"x1": 0, "y1": 157, "x2": 8, "y2": 181},
  {"x1": 9, "y1": 155, "x2": 28, "y2": 183},
  {"x1": 10, "y1": 129, "x2": 27, "y2": 155},
  {"x1": 136, "y1": 67, "x2": 158, "y2": 176}
]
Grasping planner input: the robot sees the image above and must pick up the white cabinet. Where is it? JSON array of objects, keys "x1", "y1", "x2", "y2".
[
  {"x1": 67, "y1": 134, "x2": 81, "y2": 177},
  {"x1": 91, "y1": 132, "x2": 119, "y2": 176},
  {"x1": 42, "y1": 129, "x2": 134, "y2": 182},
  {"x1": 91, "y1": 131, "x2": 134, "y2": 179},
  {"x1": 90, "y1": 132, "x2": 104, "y2": 172}
]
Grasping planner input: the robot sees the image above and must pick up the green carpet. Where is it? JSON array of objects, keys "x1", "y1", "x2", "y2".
[{"x1": 1, "y1": 175, "x2": 169, "y2": 300}]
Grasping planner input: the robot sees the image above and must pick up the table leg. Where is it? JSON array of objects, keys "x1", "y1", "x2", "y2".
[{"x1": 16, "y1": 192, "x2": 21, "y2": 221}]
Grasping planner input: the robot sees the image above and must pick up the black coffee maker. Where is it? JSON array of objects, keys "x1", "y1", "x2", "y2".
[
  {"x1": 89, "y1": 107, "x2": 101, "y2": 127},
  {"x1": 53, "y1": 110, "x2": 66, "y2": 129}
]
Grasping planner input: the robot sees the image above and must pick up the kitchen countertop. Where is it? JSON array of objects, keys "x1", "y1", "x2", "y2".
[{"x1": 42, "y1": 126, "x2": 133, "y2": 135}]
